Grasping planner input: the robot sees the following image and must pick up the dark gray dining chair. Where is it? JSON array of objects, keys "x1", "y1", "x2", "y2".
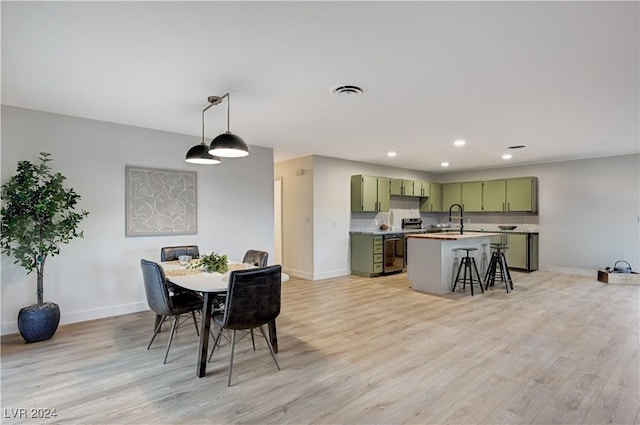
[
  {"x1": 208, "y1": 265, "x2": 282, "y2": 386},
  {"x1": 140, "y1": 259, "x2": 203, "y2": 364},
  {"x1": 160, "y1": 245, "x2": 201, "y2": 298},
  {"x1": 160, "y1": 245, "x2": 200, "y2": 262},
  {"x1": 242, "y1": 249, "x2": 269, "y2": 267}
]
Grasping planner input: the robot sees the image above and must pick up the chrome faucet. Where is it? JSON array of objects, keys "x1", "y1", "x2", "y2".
[{"x1": 448, "y1": 203, "x2": 464, "y2": 234}]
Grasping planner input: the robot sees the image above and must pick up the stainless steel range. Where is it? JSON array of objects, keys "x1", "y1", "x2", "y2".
[
  {"x1": 401, "y1": 218, "x2": 423, "y2": 230},
  {"x1": 401, "y1": 218, "x2": 425, "y2": 269}
]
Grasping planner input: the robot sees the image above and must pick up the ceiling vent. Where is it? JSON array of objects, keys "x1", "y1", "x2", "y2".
[
  {"x1": 332, "y1": 85, "x2": 364, "y2": 96},
  {"x1": 507, "y1": 145, "x2": 526, "y2": 149}
]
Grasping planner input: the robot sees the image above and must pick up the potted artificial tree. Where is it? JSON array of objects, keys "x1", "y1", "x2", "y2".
[{"x1": 1, "y1": 152, "x2": 89, "y2": 343}]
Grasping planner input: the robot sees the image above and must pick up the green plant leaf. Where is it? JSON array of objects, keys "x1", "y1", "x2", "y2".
[{"x1": 188, "y1": 251, "x2": 228, "y2": 274}]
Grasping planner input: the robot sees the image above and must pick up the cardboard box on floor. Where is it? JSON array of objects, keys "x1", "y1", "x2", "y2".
[{"x1": 597, "y1": 269, "x2": 640, "y2": 284}]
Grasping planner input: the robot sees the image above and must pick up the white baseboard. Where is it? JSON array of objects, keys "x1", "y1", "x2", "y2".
[
  {"x1": 1, "y1": 301, "x2": 149, "y2": 336},
  {"x1": 282, "y1": 267, "x2": 350, "y2": 281},
  {"x1": 283, "y1": 268, "x2": 314, "y2": 280},
  {"x1": 312, "y1": 269, "x2": 350, "y2": 280},
  {"x1": 539, "y1": 265, "x2": 596, "y2": 277}
]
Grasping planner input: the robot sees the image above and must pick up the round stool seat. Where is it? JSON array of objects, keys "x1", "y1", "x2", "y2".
[
  {"x1": 490, "y1": 243, "x2": 508, "y2": 251},
  {"x1": 458, "y1": 247, "x2": 478, "y2": 254}
]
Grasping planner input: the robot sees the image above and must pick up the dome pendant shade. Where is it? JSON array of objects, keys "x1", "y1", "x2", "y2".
[
  {"x1": 208, "y1": 132, "x2": 250, "y2": 158},
  {"x1": 185, "y1": 143, "x2": 221, "y2": 164}
]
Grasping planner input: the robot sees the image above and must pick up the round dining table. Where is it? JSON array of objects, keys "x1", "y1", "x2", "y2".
[{"x1": 162, "y1": 261, "x2": 288, "y2": 378}]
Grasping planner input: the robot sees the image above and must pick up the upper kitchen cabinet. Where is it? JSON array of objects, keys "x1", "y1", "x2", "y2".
[
  {"x1": 420, "y1": 183, "x2": 442, "y2": 212},
  {"x1": 390, "y1": 179, "x2": 415, "y2": 196},
  {"x1": 482, "y1": 177, "x2": 538, "y2": 212},
  {"x1": 351, "y1": 175, "x2": 390, "y2": 212},
  {"x1": 506, "y1": 177, "x2": 537, "y2": 212},
  {"x1": 415, "y1": 181, "x2": 431, "y2": 198},
  {"x1": 461, "y1": 181, "x2": 483, "y2": 212},
  {"x1": 442, "y1": 183, "x2": 462, "y2": 209},
  {"x1": 482, "y1": 179, "x2": 507, "y2": 212}
]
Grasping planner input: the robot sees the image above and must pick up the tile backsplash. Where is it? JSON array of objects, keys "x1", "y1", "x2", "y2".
[{"x1": 350, "y1": 198, "x2": 539, "y2": 232}]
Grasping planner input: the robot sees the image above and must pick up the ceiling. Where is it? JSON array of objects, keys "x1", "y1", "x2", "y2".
[{"x1": 2, "y1": 1, "x2": 638, "y2": 173}]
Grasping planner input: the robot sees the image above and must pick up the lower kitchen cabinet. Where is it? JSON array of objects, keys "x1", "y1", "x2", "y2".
[
  {"x1": 350, "y1": 234, "x2": 383, "y2": 277},
  {"x1": 489, "y1": 232, "x2": 539, "y2": 272}
]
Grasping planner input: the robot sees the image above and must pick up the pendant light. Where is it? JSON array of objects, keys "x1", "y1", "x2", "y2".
[
  {"x1": 185, "y1": 96, "x2": 223, "y2": 164},
  {"x1": 207, "y1": 93, "x2": 249, "y2": 158}
]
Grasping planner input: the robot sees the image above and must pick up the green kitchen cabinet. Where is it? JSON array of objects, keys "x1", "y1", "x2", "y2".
[
  {"x1": 350, "y1": 233, "x2": 384, "y2": 277},
  {"x1": 351, "y1": 175, "x2": 390, "y2": 212},
  {"x1": 461, "y1": 181, "x2": 483, "y2": 212},
  {"x1": 390, "y1": 179, "x2": 415, "y2": 196},
  {"x1": 482, "y1": 177, "x2": 537, "y2": 212},
  {"x1": 506, "y1": 177, "x2": 537, "y2": 212},
  {"x1": 489, "y1": 232, "x2": 538, "y2": 271},
  {"x1": 442, "y1": 183, "x2": 462, "y2": 210},
  {"x1": 499, "y1": 233, "x2": 527, "y2": 269},
  {"x1": 482, "y1": 179, "x2": 507, "y2": 212},
  {"x1": 415, "y1": 181, "x2": 431, "y2": 197},
  {"x1": 420, "y1": 183, "x2": 442, "y2": 212}
]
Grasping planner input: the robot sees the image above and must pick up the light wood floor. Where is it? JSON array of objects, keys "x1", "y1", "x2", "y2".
[{"x1": 2, "y1": 271, "x2": 639, "y2": 425}]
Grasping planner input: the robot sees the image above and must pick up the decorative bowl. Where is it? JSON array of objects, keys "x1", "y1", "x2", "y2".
[{"x1": 498, "y1": 225, "x2": 517, "y2": 230}]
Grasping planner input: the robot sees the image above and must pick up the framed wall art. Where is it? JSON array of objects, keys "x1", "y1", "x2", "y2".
[{"x1": 125, "y1": 166, "x2": 197, "y2": 236}]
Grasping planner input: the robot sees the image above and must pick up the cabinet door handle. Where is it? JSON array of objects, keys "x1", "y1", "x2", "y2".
[
  {"x1": 507, "y1": 202, "x2": 511, "y2": 211},
  {"x1": 502, "y1": 202, "x2": 505, "y2": 211}
]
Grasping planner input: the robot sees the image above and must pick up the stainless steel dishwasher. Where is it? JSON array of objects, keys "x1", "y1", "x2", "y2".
[{"x1": 382, "y1": 233, "x2": 405, "y2": 275}]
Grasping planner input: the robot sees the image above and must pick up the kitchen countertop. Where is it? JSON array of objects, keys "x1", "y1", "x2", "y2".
[
  {"x1": 466, "y1": 228, "x2": 539, "y2": 234},
  {"x1": 406, "y1": 231, "x2": 501, "y2": 240},
  {"x1": 350, "y1": 227, "x2": 539, "y2": 236},
  {"x1": 350, "y1": 229, "x2": 427, "y2": 235}
]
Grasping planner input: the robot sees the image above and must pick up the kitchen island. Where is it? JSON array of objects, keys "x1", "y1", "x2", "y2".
[{"x1": 406, "y1": 232, "x2": 500, "y2": 295}]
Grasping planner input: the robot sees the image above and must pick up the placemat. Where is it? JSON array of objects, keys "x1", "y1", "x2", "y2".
[{"x1": 165, "y1": 268, "x2": 202, "y2": 277}]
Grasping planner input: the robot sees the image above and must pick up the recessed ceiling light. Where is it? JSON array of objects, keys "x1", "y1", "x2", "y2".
[
  {"x1": 441, "y1": 162, "x2": 450, "y2": 167},
  {"x1": 502, "y1": 154, "x2": 513, "y2": 160},
  {"x1": 454, "y1": 139, "x2": 466, "y2": 147},
  {"x1": 387, "y1": 151, "x2": 397, "y2": 157}
]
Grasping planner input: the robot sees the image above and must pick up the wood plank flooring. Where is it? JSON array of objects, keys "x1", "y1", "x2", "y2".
[{"x1": 2, "y1": 271, "x2": 639, "y2": 424}]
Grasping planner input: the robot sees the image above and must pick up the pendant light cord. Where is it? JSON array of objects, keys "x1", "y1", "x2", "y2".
[{"x1": 202, "y1": 102, "x2": 215, "y2": 145}]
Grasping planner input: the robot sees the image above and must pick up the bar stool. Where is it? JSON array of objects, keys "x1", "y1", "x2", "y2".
[
  {"x1": 484, "y1": 243, "x2": 513, "y2": 293},
  {"x1": 451, "y1": 248, "x2": 461, "y2": 287},
  {"x1": 452, "y1": 247, "x2": 484, "y2": 296},
  {"x1": 480, "y1": 243, "x2": 489, "y2": 276}
]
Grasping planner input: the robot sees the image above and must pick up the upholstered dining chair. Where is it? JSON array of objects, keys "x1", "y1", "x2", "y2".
[
  {"x1": 140, "y1": 259, "x2": 203, "y2": 364},
  {"x1": 160, "y1": 245, "x2": 200, "y2": 297},
  {"x1": 242, "y1": 249, "x2": 269, "y2": 267},
  {"x1": 160, "y1": 245, "x2": 200, "y2": 262},
  {"x1": 208, "y1": 265, "x2": 282, "y2": 386}
]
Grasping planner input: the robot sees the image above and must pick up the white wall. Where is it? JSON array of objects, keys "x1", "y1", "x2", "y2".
[
  {"x1": 1, "y1": 106, "x2": 275, "y2": 335},
  {"x1": 274, "y1": 157, "x2": 315, "y2": 279}
]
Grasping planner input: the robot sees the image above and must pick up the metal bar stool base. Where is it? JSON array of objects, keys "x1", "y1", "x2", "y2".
[
  {"x1": 451, "y1": 248, "x2": 484, "y2": 296},
  {"x1": 484, "y1": 244, "x2": 514, "y2": 293}
]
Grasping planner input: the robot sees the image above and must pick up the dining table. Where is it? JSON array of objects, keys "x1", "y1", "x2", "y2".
[{"x1": 162, "y1": 260, "x2": 288, "y2": 378}]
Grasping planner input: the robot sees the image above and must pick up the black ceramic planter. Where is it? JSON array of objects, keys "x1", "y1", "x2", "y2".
[{"x1": 17, "y1": 302, "x2": 60, "y2": 343}]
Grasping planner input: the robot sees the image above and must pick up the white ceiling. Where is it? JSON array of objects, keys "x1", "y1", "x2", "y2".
[{"x1": 2, "y1": 1, "x2": 638, "y2": 173}]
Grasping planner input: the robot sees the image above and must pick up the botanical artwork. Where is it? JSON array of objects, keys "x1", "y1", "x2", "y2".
[{"x1": 125, "y1": 166, "x2": 197, "y2": 236}]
